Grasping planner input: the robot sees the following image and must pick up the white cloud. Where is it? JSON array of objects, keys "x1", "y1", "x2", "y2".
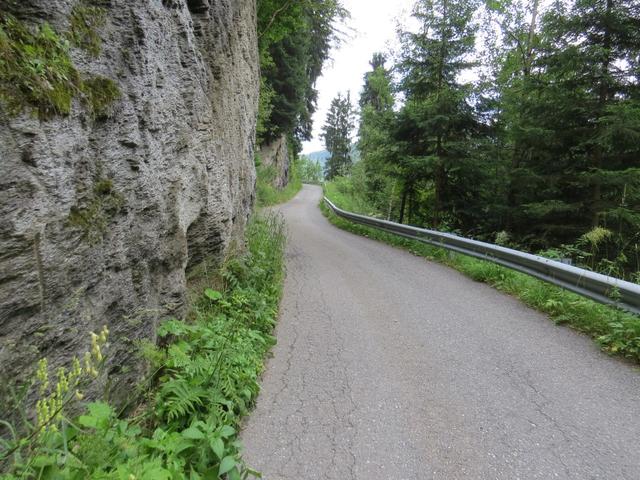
[{"x1": 302, "y1": 0, "x2": 415, "y2": 154}]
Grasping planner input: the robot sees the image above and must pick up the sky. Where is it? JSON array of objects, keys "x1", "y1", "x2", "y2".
[{"x1": 301, "y1": 0, "x2": 416, "y2": 154}]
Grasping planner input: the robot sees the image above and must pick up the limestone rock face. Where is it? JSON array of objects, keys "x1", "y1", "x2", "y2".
[
  {"x1": 0, "y1": 0, "x2": 259, "y2": 405},
  {"x1": 258, "y1": 134, "x2": 290, "y2": 189}
]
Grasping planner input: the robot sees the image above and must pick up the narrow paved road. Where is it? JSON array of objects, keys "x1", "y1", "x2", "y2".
[{"x1": 241, "y1": 185, "x2": 640, "y2": 480}]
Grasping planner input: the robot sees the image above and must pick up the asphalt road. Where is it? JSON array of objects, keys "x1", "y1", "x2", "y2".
[{"x1": 241, "y1": 184, "x2": 640, "y2": 480}]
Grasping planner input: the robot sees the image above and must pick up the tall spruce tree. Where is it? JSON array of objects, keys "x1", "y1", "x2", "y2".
[
  {"x1": 359, "y1": 53, "x2": 392, "y2": 112},
  {"x1": 322, "y1": 92, "x2": 355, "y2": 179},
  {"x1": 395, "y1": 0, "x2": 482, "y2": 227},
  {"x1": 357, "y1": 53, "x2": 398, "y2": 213},
  {"x1": 332, "y1": 0, "x2": 639, "y2": 278},
  {"x1": 484, "y1": 0, "x2": 542, "y2": 231}
]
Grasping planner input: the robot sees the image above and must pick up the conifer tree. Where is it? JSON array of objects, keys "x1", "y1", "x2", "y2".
[
  {"x1": 322, "y1": 92, "x2": 355, "y2": 179},
  {"x1": 504, "y1": 0, "x2": 640, "y2": 264},
  {"x1": 395, "y1": 0, "x2": 481, "y2": 227},
  {"x1": 357, "y1": 53, "x2": 399, "y2": 216},
  {"x1": 257, "y1": 0, "x2": 347, "y2": 149}
]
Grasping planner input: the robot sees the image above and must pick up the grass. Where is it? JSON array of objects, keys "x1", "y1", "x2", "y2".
[
  {"x1": 322, "y1": 181, "x2": 640, "y2": 364},
  {"x1": 67, "y1": 2, "x2": 106, "y2": 57},
  {"x1": 0, "y1": 13, "x2": 119, "y2": 118},
  {"x1": 80, "y1": 76, "x2": 121, "y2": 119},
  {"x1": 256, "y1": 164, "x2": 302, "y2": 207},
  {"x1": 0, "y1": 214, "x2": 286, "y2": 479},
  {"x1": 0, "y1": 15, "x2": 80, "y2": 117}
]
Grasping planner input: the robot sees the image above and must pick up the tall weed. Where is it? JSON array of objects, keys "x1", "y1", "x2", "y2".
[{"x1": 0, "y1": 214, "x2": 286, "y2": 479}]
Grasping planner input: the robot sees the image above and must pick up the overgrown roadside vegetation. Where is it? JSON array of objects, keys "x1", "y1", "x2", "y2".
[
  {"x1": 0, "y1": 215, "x2": 286, "y2": 479},
  {"x1": 255, "y1": 155, "x2": 302, "y2": 207},
  {"x1": 323, "y1": 181, "x2": 640, "y2": 364}
]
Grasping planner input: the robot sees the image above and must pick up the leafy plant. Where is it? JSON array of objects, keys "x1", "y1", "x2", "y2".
[
  {"x1": 0, "y1": 14, "x2": 80, "y2": 117},
  {"x1": 0, "y1": 13, "x2": 119, "y2": 119},
  {"x1": 0, "y1": 326, "x2": 109, "y2": 477},
  {"x1": 256, "y1": 150, "x2": 302, "y2": 206},
  {"x1": 67, "y1": 2, "x2": 106, "y2": 57},
  {"x1": 80, "y1": 76, "x2": 121, "y2": 119},
  {"x1": 1, "y1": 214, "x2": 285, "y2": 479}
]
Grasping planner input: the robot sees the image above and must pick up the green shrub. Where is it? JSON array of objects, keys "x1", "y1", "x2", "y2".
[
  {"x1": 80, "y1": 76, "x2": 120, "y2": 118},
  {"x1": 0, "y1": 15, "x2": 80, "y2": 117},
  {"x1": 1, "y1": 214, "x2": 286, "y2": 479},
  {"x1": 67, "y1": 3, "x2": 106, "y2": 57},
  {"x1": 256, "y1": 157, "x2": 302, "y2": 207}
]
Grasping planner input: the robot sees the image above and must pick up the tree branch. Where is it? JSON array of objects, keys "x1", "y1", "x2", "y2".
[{"x1": 259, "y1": 0, "x2": 295, "y2": 39}]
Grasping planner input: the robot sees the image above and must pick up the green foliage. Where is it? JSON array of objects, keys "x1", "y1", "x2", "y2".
[
  {"x1": 359, "y1": 53, "x2": 393, "y2": 111},
  {"x1": 1, "y1": 214, "x2": 286, "y2": 479},
  {"x1": 80, "y1": 75, "x2": 121, "y2": 119},
  {"x1": 321, "y1": 92, "x2": 355, "y2": 179},
  {"x1": 257, "y1": 0, "x2": 347, "y2": 148},
  {"x1": 357, "y1": 53, "x2": 403, "y2": 219},
  {"x1": 256, "y1": 153, "x2": 302, "y2": 207},
  {"x1": 256, "y1": 76, "x2": 275, "y2": 144},
  {"x1": 298, "y1": 155, "x2": 323, "y2": 184},
  {"x1": 394, "y1": 0, "x2": 482, "y2": 228},
  {"x1": 0, "y1": 13, "x2": 119, "y2": 119},
  {"x1": 350, "y1": 0, "x2": 640, "y2": 279},
  {"x1": 324, "y1": 168, "x2": 381, "y2": 217},
  {"x1": 67, "y1": 2, "x2": 107, "y2": 57},
  {"x1": 0, "y1": 14, "x2": 79, "y2": 117},
  {"x1": 0, "y1": 328, "x2": 110, "y2": 477},
  {"x1": 490, "y1": 0, "x2": 640, "y2": 272},
  {"x1": 323, "y1": 181, "x2": 640, "y2": 362}
]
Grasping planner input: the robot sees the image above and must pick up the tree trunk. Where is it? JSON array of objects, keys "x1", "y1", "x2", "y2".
[
  {"x1": 434, "y1": 162, "x2": 446, "y2": 228},
  {"x1": 408, "y1": 189, "x2": 415, "y2": 225},
  {"x1": 387, "y1": 180, "x2": 397, "y2": 221},
  {"x1": 592, "y1": 0, "x2": 613, "y2": 227},
  {"x1": 506, "y1": 147, "x2": 521, "y2": 231},
  {"x1": 507, "y1": 0, "x2": 539, "y2": 229},
  {"x1": 523, "y1": 0, "x2": 540, "y2": 76},
  {"x1": 431, "y1": 0, "x2": 449, "y2": 229},
  {"x1": 399, "y1": 184, "x2": 409, "y2": 224}
]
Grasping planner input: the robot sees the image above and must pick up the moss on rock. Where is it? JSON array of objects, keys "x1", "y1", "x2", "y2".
[
  {"x1": 81, "y1": 75, "x2": 121, "y2": 119},
  {"x1": 0, "y1": 12, "x2": 119, "y2": 119},
  {"x1": 0, "y1": 14, "x2": 80, "y2": 117},
  {"x1": 67, "y1": 2, "x2": 106, "y2": 57},
  {"x1": 67, "y1": 179, "x2": 125, "y2": 244}
]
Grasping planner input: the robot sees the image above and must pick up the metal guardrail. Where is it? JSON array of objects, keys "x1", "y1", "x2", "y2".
[{"x1": 324, "y1": 196, "x2": 640, "y2": 315}]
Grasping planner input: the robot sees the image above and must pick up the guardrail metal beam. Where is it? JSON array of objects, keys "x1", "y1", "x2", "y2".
[{"x1": 324, "y1": 196, "x2": 640, "y2": 315}]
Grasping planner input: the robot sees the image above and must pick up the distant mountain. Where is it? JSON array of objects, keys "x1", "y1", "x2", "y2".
[
  {"x1": 305, "y1": 150, "x2": 330, "y2": 167},
  {"x1": 304, "y1": 145, "x2": 360, "y2": 168}
]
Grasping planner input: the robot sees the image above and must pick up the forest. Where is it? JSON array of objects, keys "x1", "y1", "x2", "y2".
[{"x1": 321, "y1": 0, "x2": 640, "y2": 281}]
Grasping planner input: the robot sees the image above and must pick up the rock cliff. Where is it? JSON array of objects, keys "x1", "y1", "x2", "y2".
[
  {"x1": 258, "y1": 134, "x2": 290, "y2": 188},
  {"x1": 0, "y1": 0, "x2": 259, "y2": 406}
]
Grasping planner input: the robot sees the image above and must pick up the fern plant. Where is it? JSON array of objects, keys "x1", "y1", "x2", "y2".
[{"x1": 0, "y1": 214, "x2": 285, "y2": 479}]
